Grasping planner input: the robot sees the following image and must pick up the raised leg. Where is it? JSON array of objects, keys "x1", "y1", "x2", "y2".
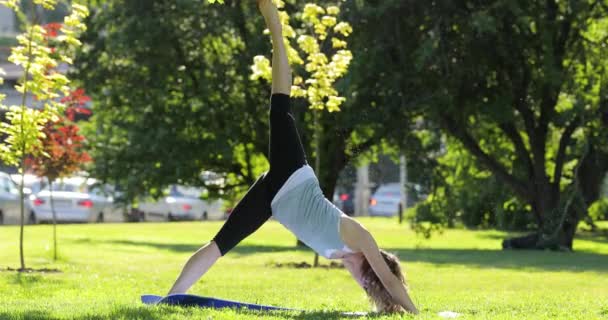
[
  {"x1": 258, "y1": 0, "x2": 291, "y2": 95},
  {"x1": 259, "y1": 0, "x2": 308, "y2": 197}
]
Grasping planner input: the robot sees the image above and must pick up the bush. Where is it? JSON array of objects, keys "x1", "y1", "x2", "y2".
[
  {"x1": 495, "y1": 198, "x2": 536, "y2": 231},
  {"x1": 410, "y1": 139, "x2": 536, "y2": 233},
  {"x1": 589, "y1": 198, "x2": 608, "y2": 221},
  {"x1": 409, "y1": 201, "x2": 446, "y2": 239}
]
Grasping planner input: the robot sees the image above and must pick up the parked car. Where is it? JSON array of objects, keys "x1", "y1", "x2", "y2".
[
  {"x1": 28, "y1": 177, "x2": 126, "y2": 223},
  {"x1": 138, "y1": 185, "x2": 225, "y2": 222},
  {"x1": 369, "y1": 182, "x2": 427, "y2": 217},
  {"x1": 0, "y1": 172, "x2": 20, "y2": 225},
  {"x1": 369, "y1": 183, "x2": 404, "y2": 217},
  {"x1": 10, "y1": 174, "x2": 47, "y2": 197},
  {"x1": 332, "y1": 190, "x2": 355, "y2": 216}
]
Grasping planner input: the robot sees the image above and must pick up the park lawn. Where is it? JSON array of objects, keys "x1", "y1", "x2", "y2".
[{"x1": 0, "y1": 219, "x2": 607, "y2": 320}]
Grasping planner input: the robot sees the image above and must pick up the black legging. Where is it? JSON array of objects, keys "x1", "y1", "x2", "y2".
[{"x1": 212, "y1": 94, "x2": 307, "y2": 255}]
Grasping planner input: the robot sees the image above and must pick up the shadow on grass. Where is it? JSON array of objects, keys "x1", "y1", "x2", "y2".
[
  {"x1": 476, "y1": 229, "x2": 608, "y2": 245},
  {"x1": 108, "y1": 306, "x2": 382, "y2": 320},
  {"x1": 228, "y1": 309, "x2": 387, "y2": 319},
  {"x1": 70, "y1": 238, "x2": 312, "y2": 256},
  {"x1": 6, "y1": 272, "x2": 63, "y2": 287},
  {"x1": 385, "y1": 248, "x2": 608, "y2": 273},
  {"x1": 575, "y1": 232, "x2": 608, "y2": 244},
  {"x1": 77, "y1": 306, "x2": 166, "y2": 320},
  {"x1": 69, "y1": 239, "x2": 608, "y2": 273},
  {"x1": 25, "y1": 305, "x2": 381, "y2": 320},
  {"x1": 0, "y1": 306, "x2": 164, "y2": 320},
  {"x1": 0, "y1": 310, "x2": 53, "y2": 320}
]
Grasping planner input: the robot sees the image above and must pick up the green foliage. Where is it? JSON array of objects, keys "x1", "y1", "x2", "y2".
[
  {"x1": 0, "y1": 2, "x2": 89, "y2": 166},
  {"x1": 75, "y1": 0, "x2": 410, "y2": 208},
  {"x1": 74, "y1": 1, "x2": 274, "y2": 201},
  {"x1": 588, "y1": 198, "x2": 608, "y2": 221},
  {"x1": 408, "y1": 201, "x2": 445, "y2": 239},
  {"x1": 251, "y1": 3, "x2": 353, "y2": 112},
  {"x1": 345, "y1": 0, "x2": 608, "y2": 247},
  {"x1": 412, "y1": 138, "x2": 536, "y2": 233}
]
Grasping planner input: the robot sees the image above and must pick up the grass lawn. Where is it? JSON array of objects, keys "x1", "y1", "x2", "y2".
[{"x1": 0, "y1": 218, "x2": 607, "y2": 319}]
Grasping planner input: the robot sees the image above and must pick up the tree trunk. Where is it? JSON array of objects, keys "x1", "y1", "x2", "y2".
[
  {"x1": 302, "y1": 112, "x2": 349, "y2": 265},
  {"x1": 18, "y1": 158, "x2": 26, "y2": 271},
  {"x1": 313, "y1": 112, "x2": 321, "y2": 267},
  {"x1": 49, "y1": 178, "x2": 57, "y2": 261},
  {"x1": 578, "y1": 144, "x2": 608, "y2": 207},
  {"x1": 502, "y1": 205, "x2": 581, "y2": 251},
  {"x1": 504, "y1": 143, "x2": 608, "y2": 251}
]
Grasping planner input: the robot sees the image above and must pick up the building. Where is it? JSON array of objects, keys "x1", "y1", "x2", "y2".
[{"x1": 0, "y1": 6, "x2": 16, "y2": 36}]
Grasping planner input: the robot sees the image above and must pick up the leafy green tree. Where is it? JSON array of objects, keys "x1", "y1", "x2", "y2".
[
  {"x1": 74, "y1": 0, "x2": 415, "y2": 215},
  {"x1": 345, "y1": 0, "x2": 608, "y2": 250},
  {"x1": 0, "y1": 0, "x2": 88, "y2": 270},
  {"x1": 74, "y1": 0, "x2": 272, "y2": 201},
  {"x1": 423, "y1": 137, "x2": 536, "y2": 231}
]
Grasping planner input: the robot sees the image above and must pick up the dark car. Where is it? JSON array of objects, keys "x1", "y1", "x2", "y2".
[{"x1": 333, "y1": 190, "x2": 355, "y2": 216}]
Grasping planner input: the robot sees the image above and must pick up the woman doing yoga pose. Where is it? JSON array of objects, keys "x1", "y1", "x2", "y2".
[{"x1": 167, "y1": 0, "x2": 418, "y2": 314}]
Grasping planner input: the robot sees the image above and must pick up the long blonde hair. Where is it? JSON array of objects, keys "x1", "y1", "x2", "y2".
[{"x1": 360, "y1": 249, "x2": 408, "y2": 313}]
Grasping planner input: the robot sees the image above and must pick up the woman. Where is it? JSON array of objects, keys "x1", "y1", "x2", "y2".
[{"x1": 167, "y1": 0, "x2": 418, "y2": 314}]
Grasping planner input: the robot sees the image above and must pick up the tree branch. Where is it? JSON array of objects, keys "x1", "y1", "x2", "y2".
[
  {"x1": 345, "y1": 135, "x2": 379, "y2": 164},
  {"x1": 498, "y1": 122, "x2": 534, "y2": 176},
  {"x1": 538, "y1": 0, "x2": 571, "y2": 151},
  {"x1": 169, "y1": 33, "x2": 200, "y2": 91},
  {"x1": 441, "y1": 115, "x2": 531, "y2": 201},
  {"x1": 553, "y1": 116, "x2": 580, "y2": 185},
  {"x1": 203, "y1": 180, "x2": 249, "y2": 194},
  {"x1": 512, "y1": 56, "x2": 536, "y2": 138}
]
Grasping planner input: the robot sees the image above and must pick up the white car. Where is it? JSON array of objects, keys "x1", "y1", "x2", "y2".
[
  {"x1": 0, "y1": 172, "x2": 21, "y2": 225},
  {"x1": 11, "y1": 173, "x2": 47, "y2": 198},
  {"x1": 369, "y1": 183, "x2": 427, "y2": 217},
  {"x1": 369, "y1": 183, "x2": 404, "y2": 217},
  {"x1": 138, "y1": 185, "x2": 225, "y2": 221},
  {"x1": 28, "y1": 177, "x2": 126, "y2": 223}
]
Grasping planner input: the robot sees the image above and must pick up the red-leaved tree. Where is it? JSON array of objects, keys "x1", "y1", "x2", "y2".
[{"x1": 27, "y1": 87, "x2": 92, "y2": 260}]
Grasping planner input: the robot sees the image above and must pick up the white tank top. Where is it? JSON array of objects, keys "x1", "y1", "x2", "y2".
[{"x1": 271, "y1": 165, "x2": 354, "y2": 259}]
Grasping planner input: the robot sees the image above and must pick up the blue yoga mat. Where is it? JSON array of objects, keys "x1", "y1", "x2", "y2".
[
  {"x1": 141, "y1": 294, "x2": 367, "y2": 316},
  {"x1": 141, "y1": 294, "x2": 293, "y2": 311}
]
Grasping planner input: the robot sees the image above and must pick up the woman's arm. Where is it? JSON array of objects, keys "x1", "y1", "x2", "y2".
[
  {"x1": 341, "y1": 218, "x2": 419, "y2": 314},
  {"x1": 258, "y1": 0, "x2": 291, "y2": 95},
  {"x1": 360, "y1": 231, "x2": 418, "y2": 313}
]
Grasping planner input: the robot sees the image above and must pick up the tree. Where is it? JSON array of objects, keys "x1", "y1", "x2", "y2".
[
  {"x1": 0, "y1": 0, "x2": 88, "y2": 270},
  {"x1": 418, "y1": 136, "x2": 536, "y2": 231},
  {"x1": 345, "y1": 0, "x2": 608, "y2": 250},
  {"x1": 27, "y1": 89, "x2": 92, "y2": 261},
  {"x1": 74, "y1": 0, "x2": 411, "y2": 206},
  {"x1": 74, "y1": 0, "x2": 272, "y2": 202}
]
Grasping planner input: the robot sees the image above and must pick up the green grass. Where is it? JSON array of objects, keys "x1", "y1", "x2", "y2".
[{"x1": 0, "y1": 219, "x2": 607, "y2": 319}]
